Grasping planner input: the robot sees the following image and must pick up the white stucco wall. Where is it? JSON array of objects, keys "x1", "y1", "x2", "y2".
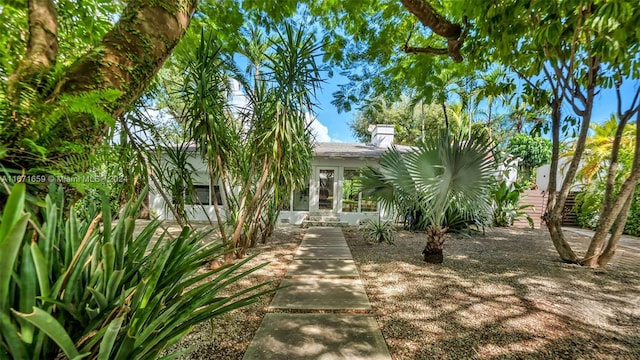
[
  {"x1": 149, "y1": 151, "x2": 393, "y2": 226},
  {"x1": 536, "y1": 157, "x2": 585, "y2": 192},
  {"x1": 148, "y1": 151, "x2": 228, "y2": 222}
]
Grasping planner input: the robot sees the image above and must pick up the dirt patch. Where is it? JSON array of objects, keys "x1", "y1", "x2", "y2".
[{"x1": 343, "y1": 227, "x2": 640, "y2": 359}]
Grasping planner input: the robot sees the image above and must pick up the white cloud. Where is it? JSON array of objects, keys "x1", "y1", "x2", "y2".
[
  {"x1": 227, "y1": 83, "x2": 334, "y2": 143},
  {"x1": 305, "y1": 113, "x2": 331, "y2": 142}
]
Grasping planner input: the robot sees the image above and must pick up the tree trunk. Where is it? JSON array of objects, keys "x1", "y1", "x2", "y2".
[
  {"x1": 8, "y1": 0, "x2": 58, "y2": 90},
  {"x1": 547, "y1": 217, "x2": 579, "y2": 263},
  {"x1": 583, "y1": 112, "x2": 640, "y2": 267},
  {"x1": 596, "y1": 194, "x2": 633, "y2": 267},
  {"x1": 47, "y1": 0, "x2": 197, "y2": 149},
  {"x1": 225, "y1": 155, "x2": 272, "y2": 262},
  {"x1": 208, "y1": 158, "x2": 227, "y2": 241},
  {"x1": 545, "y1": 98, "x2": 561, "y2": 217},
  {"x1": 422, "y1": 225, "x2": 446, "y2": 263},
  {"x1": 442, "y1": 103, "x2": 449, "y2": 130},
  {"x1": 399, "y1": 0, "x2": 464, "y2": 62},
  {"x1": 600, "y1": 115, "x2": 630, "y2": 217},
  {"x1": 544, "y1": 97, "x2": 579, "y2": 263},
  {"x1": 544, "y1": 53, "x2": 599, "y2": 264}
]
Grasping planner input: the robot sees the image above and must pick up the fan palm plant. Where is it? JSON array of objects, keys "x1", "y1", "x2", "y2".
[{"x1": 359, "y1": 130, "x2": 496, "y2": 263}]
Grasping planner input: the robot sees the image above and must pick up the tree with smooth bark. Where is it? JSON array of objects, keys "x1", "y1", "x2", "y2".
[{"x1": 1, "y1": 0, "x2": 199, "y2": 175}]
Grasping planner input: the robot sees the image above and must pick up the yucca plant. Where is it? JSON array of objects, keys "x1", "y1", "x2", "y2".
[
  {"x1": 360, "y1": 217, "x2": 395, "y2": 244},
  {"x1": 0, "y1": 182, "x2": 272, "y2": 359}
]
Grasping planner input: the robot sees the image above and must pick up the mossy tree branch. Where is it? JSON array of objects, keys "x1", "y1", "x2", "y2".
[
  {"x1": 18, "y1": 0, "x2": 58, "y2": 76},
  {"x1": 47, "y1": 0, "x2": 198, "y2": 147}
]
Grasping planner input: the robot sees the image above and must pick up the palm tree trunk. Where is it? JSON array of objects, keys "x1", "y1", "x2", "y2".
[
  {"x1": 225, "y1": 155, "x2": 272, "y2": 262},
  {"x1": 209, "y1": 157, "x2": 227, "y2": 241},
  {"x1": 422, "y1": 225, "x2": 446, "y2": 263}
]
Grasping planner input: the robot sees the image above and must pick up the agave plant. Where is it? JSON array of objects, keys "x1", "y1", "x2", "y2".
[
  {"x1": 359, "y1": 130, "x2": 495, "y2": 263},
  {"x1": 360, "y1": 216, "x2": 396, "y2": 244},
  {"x1": 0, "y1": 182, "x2": 271, "y2": 359}
]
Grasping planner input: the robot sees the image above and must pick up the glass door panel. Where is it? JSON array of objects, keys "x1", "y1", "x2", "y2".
[{"x1": 318, "y1": 169, "x2": 335, "y2": 211}]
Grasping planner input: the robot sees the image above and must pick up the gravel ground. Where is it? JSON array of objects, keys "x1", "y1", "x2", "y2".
[
  {"x1": 167, "y1": 225, "x2": 639, "y2": 360},
  {"x1": 344, "y1": 227, "x2": 640, "y2": 360}
]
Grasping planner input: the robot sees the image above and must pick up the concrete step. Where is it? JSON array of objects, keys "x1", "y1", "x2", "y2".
[
  {"x1": 308, "y1": 216, "x2": 341, "y2": 222},
  {"x1": 302, "y1": 220, "x2": 349, "y2": 228},
  {"x1": 242, "y1": 314, "x2": 390, "y2": 359}
]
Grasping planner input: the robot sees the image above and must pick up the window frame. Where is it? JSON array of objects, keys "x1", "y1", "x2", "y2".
[{"x1": 342, "y1": 168, "x2": 378, "y2": 213}]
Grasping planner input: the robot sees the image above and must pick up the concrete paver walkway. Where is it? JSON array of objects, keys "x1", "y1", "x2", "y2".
[
  {"x1": 563, "y1": 226, "x2": 640, "y2": 251},
  {"x1": 243, "y1": 227, "x2": 391, "y2": 360}
]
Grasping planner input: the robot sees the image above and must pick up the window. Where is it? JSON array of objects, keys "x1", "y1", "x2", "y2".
[
  {"x1": 183, "y1": 184, "x2": 222, "y2": 206},
  {"x1": 341, "y1": 169, "x2": 378, "y2": 213},
  {"x1": 318, "y1": 169, "x2": 335, "y2": 210},
  {"x1": 293, "y1": 185, "x2": 310, "y2": 211},
  {"x1": 281, "y1": 198, "x2": 291, "y2": 211},
  {"x1": 360, "y1": 194, "x2": 378, "y2": 212},
  {"x1": 342, "y1": 170, "x2": 359, "y2": 212},
  {"x1": 211, "y1": 185, "x2": 223, "y2": 206},
  {"x1": 193, "y1": 185, "x2": 210, "y2": 205}
]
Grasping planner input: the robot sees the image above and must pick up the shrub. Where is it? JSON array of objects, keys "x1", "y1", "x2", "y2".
[
  {"x1": 403, "y1": 200, "x2": 490, "y2": 233},
  {"x1": 0, "y1": 183, "x2": 271, "y2": 359},
  {"x1": 360, "y1": 218, "x2": 395, "y2": 244},
  {"x1": 574, "y1": 189, "x2": 602, "y2": 229},
  {"x1": 491, "y1": 180, "x2": 534, "y2": 228},
  {"x1": 505, "y1": 134, "x2": 552, "y2": 171},
  {"x1": 575, "y1": 184, "x2": 640, "y2": 236},
  {"x1": 506, "y1": 134, "x2": 552, "y2": 185}
]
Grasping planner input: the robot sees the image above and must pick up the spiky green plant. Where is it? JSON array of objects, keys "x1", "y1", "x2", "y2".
[
  {"x1": 359, "y1": 130, "x2": 495, "y2": 263},
  {"x1": 360, "y1": 217, "x2": 396, "y2": 244},
  {"x1": 0, "y1": 182, "x2": 272, "y2": 359},
  {"x1": 179, "y1": 25, "x2": 319, "y2": 260}
]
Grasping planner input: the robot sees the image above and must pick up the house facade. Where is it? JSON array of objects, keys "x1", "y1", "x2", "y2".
[
  {"x1": 148, "y1": 124, "x2": 406, "y2": 226},
  {"x1": 280, "y1": 125, "x2": 411, "y2": 225}
]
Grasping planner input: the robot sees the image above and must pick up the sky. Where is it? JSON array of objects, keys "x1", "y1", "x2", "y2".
[
  {"x1": 590, "y1": 80, "x2": 638, "y2": 123},
  {"x1": 227, "y1": 73, "x2": 356, "y2": 143},
  {"x1": 310, "y1": 71, "x2": 639, "y2": 145},
  {"x1": 309, "y1": 72, "x2": 356, "y2": 143}
]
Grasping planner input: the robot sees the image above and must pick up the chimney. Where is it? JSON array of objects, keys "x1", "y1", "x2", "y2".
[{"x1": 368, "y1": 124, "x2": 395, "y2": 147}]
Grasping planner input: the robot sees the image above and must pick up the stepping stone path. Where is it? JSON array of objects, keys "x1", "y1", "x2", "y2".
[{"x1": 243, "y1": 227, "x2": 391, "y2": 360}]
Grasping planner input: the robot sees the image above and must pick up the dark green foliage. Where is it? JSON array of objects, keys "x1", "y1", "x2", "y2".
[
  {"x1": 403, "y1": 202, "x2": 488, "y2": 233},
  {"x1": 506, "y1": 134, "x2": 552, "y2": 177},
  {"x1": 575, "y1": 185, "x2": 640, "y2": 236},
  {"x1": 574, "y1": 188, "x2": 603, "y2": 230},
  {"x1": 350, "y1": 98, "x2": 447, "y2": 145},
  {"x1": 359, "y1": 129, "x2": 496, "y2": 259},
  {"x1": 624, "y1": 187, "x2": 640, "y2": 236},
  {"x1": 0, "y1": 183, "x2": 272, "y2": 359}
]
